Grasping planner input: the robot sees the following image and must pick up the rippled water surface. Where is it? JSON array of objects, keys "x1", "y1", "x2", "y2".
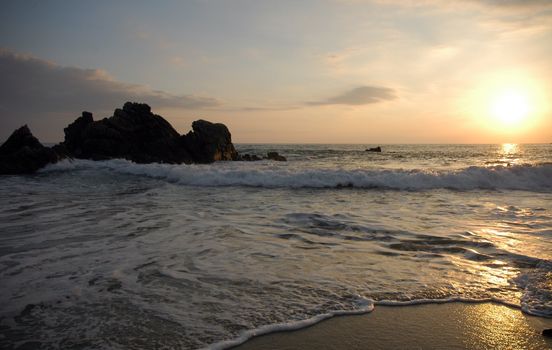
[{"x1": 1, "y1": 144, "x2": 551, "y2": 349}]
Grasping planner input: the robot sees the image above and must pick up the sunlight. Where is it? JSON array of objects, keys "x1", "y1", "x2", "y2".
[
  {"x1": 501, "y1": 143, "x2": 518, "y2": 155},
  {"x1": 463, "y1": 71, "x2": 549, "y2": 139},
  {"x1": 489, "y1": 89, "x2": 530, "y2": 126}
]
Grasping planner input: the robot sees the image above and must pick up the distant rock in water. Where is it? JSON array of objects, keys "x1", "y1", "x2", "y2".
[
  {"x1": 1, "y1": 102, "x2": 240, "y2": 174},
  {"x1": 366, "y1": 146, "x2": 382, "y2": 152},
  {"x1": 0, "y1": 125, "x2": 62, "y2": 174},
  {"x1": 266, "y1": 152, "x2": 287, "y2": 161},
  {"x1": 237, "y1": 152, "x2": 287, "y2": 162},
  {"x1": 238, "y1": 154, "x2": 262, "y2": 161}
]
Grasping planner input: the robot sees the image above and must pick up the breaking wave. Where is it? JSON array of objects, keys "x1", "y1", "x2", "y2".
[{"x1": 42, "y1": 159, "x2": 552, "y2": 192}]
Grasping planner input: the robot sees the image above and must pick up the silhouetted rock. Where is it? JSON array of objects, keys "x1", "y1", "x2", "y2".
[
  {"x1": 543, "y1": 329, "x2": 552, "y2": 337},
  {"x1": 0, "y1": 125, "x2": 61, "y2": 174},
  {"x1": 239, "y1": 154, "x2": 251, "y2": 161},
  {"x1": 63, "y1": 111, "x2": 93, "y2": 156},
  {"x1": 2, "y1": 102, "x2": 241, "y2": 173},
  {"x1": 366, "y1": 146, "x2": 382, "y2": 152},
  {"x1": 238, "y1": 154, "x2": 262, "y2": 161},
  {"x1": 181, "y1": 119, "x2": 238, "y2": 163},
  {"x1": 266, "y1": 152, "x2": 287, "y2": 161},
  {"x1": 63, "y1": 102, "x2": 193, "y2": 164}
]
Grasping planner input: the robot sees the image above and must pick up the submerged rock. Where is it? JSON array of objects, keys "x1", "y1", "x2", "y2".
[
  {"x1": 238, "y1": 153, "x2": 262, "y2": 161},
  {"x1": 266, "y1": 151, "x2": 287, "y2": 161},
  {"x1": 366, "y1": 146, "x2": 382, "y2": 152},
  {"x1": 0, "y1": 125, "x2": 61, "y2": 174}
]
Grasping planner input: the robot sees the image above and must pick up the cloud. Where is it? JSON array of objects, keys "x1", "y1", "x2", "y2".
[
  {"x1": 0, "y1": 48, "x2": 221, "y2": 141},
  {"x1": 308, "y1": 86, "x2": 397, "y2": 106},
  {"x1": 478, "y1": 0, "x2": 552, "y2": 8},
  {"x1": 0, "y1": 48, "x2": 219, "y2": 116}
]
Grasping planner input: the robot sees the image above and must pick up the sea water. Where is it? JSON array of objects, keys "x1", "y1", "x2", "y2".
[{"x1": 0, "y1": 144, "x2": 551, "y2": 349}]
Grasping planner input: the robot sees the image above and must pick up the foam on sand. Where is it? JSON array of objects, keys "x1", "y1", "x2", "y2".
[{"x1": 230, "y1": 301, "x2": 552, "y2": 350}]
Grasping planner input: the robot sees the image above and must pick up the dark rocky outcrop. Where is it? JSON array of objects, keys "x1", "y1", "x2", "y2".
[
  {"x1": 366, "y1": 146, "x2": 382, "y2": 152},
  {"x1": 1, "y1": 102, "x2": 240, "y2": 174},
  {"x1": 543, "y1": 329, "x2": 552, "y2": 337},
  {"x1": 181, "y1": 119, "x2": 238, "y2": 163},
  {"x1": 63, "y1": 103, "x2": 194, "y2": 164},
  {"x1": 0, "y1": 125, "x2": 61, "y2": 174}
]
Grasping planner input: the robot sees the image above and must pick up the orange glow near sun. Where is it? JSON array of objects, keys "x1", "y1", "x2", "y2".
[
  {"x1": 489, "y1": 89, "x2": 531, "y2": 127},
  {"x1": 462, "y1": 71, "x2": 550, "y2": 140}
]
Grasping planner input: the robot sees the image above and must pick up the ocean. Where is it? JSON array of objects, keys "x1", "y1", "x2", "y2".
[{"x1": 1, "y1": 143, "x2": 551, "y2": 349}]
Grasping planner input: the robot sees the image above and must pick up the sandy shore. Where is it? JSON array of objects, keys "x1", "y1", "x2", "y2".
[{"x1": 233, "y1": 302, "x2": 552, "y2": 350}]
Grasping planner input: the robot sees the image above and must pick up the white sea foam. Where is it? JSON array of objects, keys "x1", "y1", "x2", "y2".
[
  {"x1": 4, "y1": 144, "x2": 550, "y2": 349},
  {"x1": 42, "y1": 159, "x2": 552, "y2": 191},
  {"x1": 207, "y1": 296, "x2": 530, "y2": 350},
  {"x1": 206, "y1": 297, "x2": 374, "y2": 350},
  {"x1": 514, "y1": 260, "x2": 552, "y2": 317}
]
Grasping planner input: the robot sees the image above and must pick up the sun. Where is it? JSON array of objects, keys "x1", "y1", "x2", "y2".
[{"x1": 489, "y1": 89, "x2": 531, "y2": 126}]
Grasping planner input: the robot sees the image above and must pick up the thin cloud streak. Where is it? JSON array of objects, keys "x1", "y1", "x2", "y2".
[{"x1": 308, "y1": 86, "x2": 397, "y2": 106}]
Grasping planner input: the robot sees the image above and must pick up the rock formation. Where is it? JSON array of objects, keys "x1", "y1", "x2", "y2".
[
  {"x1": 0, "y1": 125, "x2": 61, "y2": 174},
  {"x1": 181, "y1": 119, "x2": 238, "y2": 163},
  {"x1": 0, "y1": 102, "x2": 241, "y2": 174},
  {"x1": 366, "y1": 146, "x2": 382, "y2": 152},
  {"x1": 63, "y1": 103, "x2": 194, "y2": 164}
]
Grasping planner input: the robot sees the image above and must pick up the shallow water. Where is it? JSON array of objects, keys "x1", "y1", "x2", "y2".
[{"x1": 0, "y1": 144, "x2": 551, "y2": 349}]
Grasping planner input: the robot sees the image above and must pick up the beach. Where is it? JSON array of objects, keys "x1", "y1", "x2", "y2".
[
  {"x1": 1, "y1": 144, "x2": 551, "y2": 349},
  {"x1": 3, "y1": 1, "x2": 552, "y2": 348},
  {"x1": 235, "y1": 302, "x2": 552, "y2": 350}
]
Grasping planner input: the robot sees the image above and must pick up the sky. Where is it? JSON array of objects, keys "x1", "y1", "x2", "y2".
[{"x1": 1, "y1": 0, "x2": 551, "y2": 143}]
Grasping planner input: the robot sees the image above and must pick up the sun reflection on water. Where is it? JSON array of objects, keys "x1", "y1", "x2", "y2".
[
  {"x1": 494, "y1": 143, "x2": 521, "y2": 167},
  {"x1": 501, "y1": 143, "x2": 518, "y2": 155}
]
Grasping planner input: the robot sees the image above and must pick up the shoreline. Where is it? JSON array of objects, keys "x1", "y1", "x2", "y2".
[{"x1": 227, "y1": 301, "x2": 552, "y2": 350}]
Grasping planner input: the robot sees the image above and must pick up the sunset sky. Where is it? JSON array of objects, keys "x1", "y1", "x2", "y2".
[{"x1": 1, "y1": 0, "x2": 551, "y2": 143}]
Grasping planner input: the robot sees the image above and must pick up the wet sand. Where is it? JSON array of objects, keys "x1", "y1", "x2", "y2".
[{"x1": 234, "y1": 302, "x2": 552, "y2": 350}]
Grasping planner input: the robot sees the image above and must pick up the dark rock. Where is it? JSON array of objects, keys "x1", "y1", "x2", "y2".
[
  {"x1": 181, "y1": 119, "x2": 238, "y2": 163},
  {"x1": 63, "y1": 102, "x2": 193, "y2": 164},
  {"x1": 0, "y1": 125, "x2": 61, "y2": 174},
  {"x1": 238, "y1": 153, "x2": 262, "y2": 161},
  {"x1": 266, "y1": 151, "x2": 287, "y2": 161},
  {"x1": 366, "y1": 146, "x2": 382, "y2": 152},
  {"x1": 63, "y1": 111, "x2": 93, "y2": 156},
  {"x1": 240, "y1": 154, "x2": 252, "y2": 161},
  {"x1": 3, "y1": 102, "x2": 241, "y2": 173},
  {"x1": 543, "y1": 329, "x2": 552, "y2": 337}
]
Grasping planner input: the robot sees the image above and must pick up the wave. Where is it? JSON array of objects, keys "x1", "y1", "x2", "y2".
[
  {"x1": 207, "y1": 297, "x2": 374, "y2": 350},
  {"x1": 42, "y1": 159, "x2": 552, "y2": 191},
  {"x1": 206, "y1": 296, "x2": 543, "y2": 350}
]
